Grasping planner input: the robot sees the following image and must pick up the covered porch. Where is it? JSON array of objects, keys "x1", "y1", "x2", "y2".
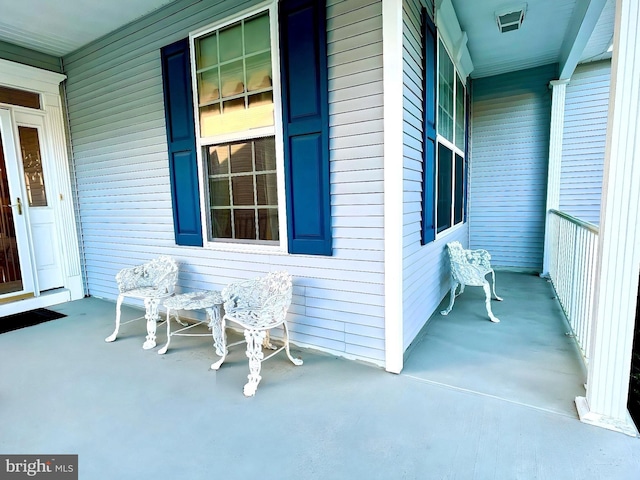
[
  {"x1": 1, "y1": 272, "x2": 638, "y2": 478},
  {"x1": 0, "y1": 0, "x2": 638, "y2": 443}
]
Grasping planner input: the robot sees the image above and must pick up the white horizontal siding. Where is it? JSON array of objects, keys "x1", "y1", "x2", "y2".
[
  {"x1": 401, "y1": 0, "x2": 463, "y2": 351},
  {"x1": 560, "y1": 60, "x2": 610, "y2": 225},
  {"x1": 0, "y1": 39, "x2": 62, "y2": 73},
  {"x1": 469, "y1": 64, "x2": 556, "y2": 272},
  {"x1": 63, "y1": 0, "x2": 386, "y2": 365}
]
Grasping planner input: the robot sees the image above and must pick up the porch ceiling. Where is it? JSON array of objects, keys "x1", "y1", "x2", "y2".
[
  {"x1": 452, "y1": 0, "x2": 615, "y2": 79},
  {"x1": 0, "y1": 0, "x2": 616, "y2": 77},
  {"x1": 0, "y1": 0, "x2": 178, "y2": 57}
]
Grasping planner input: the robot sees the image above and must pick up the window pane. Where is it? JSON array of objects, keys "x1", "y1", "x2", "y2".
[
  {"x1": 232, "y1": 176, "x2": 254, "y2": 206},
  {"x1": 230, "y1": 143, "x2": 252, "y2": 173},
  {"x1": 198, "y1": 69, "x2": 220, "y2": 104},
  {"x1": 245, "y1": 13, "x2": 270, "y2": 54},
  {"x1": 218, "y1": 23, "x2": 243, "y2": 63},
  {"x1": 246, "y1": 52, "x2": 272, "y2": 92},
  {"x1": 18, "y1": 127, "x2": 47, "y2": 207},
  {"x1": 0, "y1": 86, "x2": 40, "y2": 110},
  {"x1": 220, "y1": 60, "x2": 245, "y2": 98},
  {"x1": 222, "y1": 97, "x2": 244, "y2": 114},
  {"x1": 209, "y1": 178, "x2": 230, "y2": 206},
  {"x1": 258, "y1": 208, "x2": 279, "y2": 241},
  {"x1": 212, "y1": 209, "x2": 232, "y2": 238},
  {"x1": 455, "y1": 75, "x2": 465, "y2": 151},
  {"x1": 246, "y1": 93, "x2": 274, "y2": 129},
  {"x1": 255, "y1": 137, "x2": 276, "y2": 171},
  {"x1": 200, "y1": 104, "x2": 221, "y2": 136},
  {"x1": 197, "y1": 33, "x2": 218, "y2": 69},
  {"x1": 207, "y1": 144, "x2": 229, "y2": 175},
  {"x1": 234, "y1": 209, "x2": 256, "y2": 239},
  {"x1": 454, "y1": 153, "x2": 464, "y2": 224},
  {"x1": 256, "y1": 173, "x2": 277, "y2": 205},
  {"x1": 438, "y1": 41, "x2": 454, "y2": 142},
  {"x1": 437, "y1": 143, "x2": 453, "y2": 232}
]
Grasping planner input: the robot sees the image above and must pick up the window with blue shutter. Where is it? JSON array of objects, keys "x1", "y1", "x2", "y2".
[
  {"x1": 422, "y1": 10, "x2": 468, "y2": 243},
  {"x1": 162, "y1": 2, "x2": 331, "y2": 254},
  {"x1": 161, "y1": 38, "x2": 203, "y2": 247},
  {"x1": 279, "y1": 0, "x2": 332, "y2": 255}
]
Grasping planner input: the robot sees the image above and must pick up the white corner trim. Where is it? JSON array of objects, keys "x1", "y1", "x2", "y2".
[
  {"x1": 575, "y1": 396, "x2": 639, "y2": 437},
  {"x1": 382, "y1": 0, "x2": 404, "y2": 374},
  {"x1": 0, "y1": 59, "x2": 66, "y2": 95}
]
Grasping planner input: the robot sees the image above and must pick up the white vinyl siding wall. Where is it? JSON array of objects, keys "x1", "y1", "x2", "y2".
[
  {"x1": 559, "y1": 60, "x2": 610, "y2": 225},
  {"x1": 469, "y1": 65, "x2": 556, "y2": 272},
  {"x1": 401, "y1": 0, "x2": 467, "y2": 350},
  {"x1": 63, "y1": 0, "x2": 386, "y2": 365}
]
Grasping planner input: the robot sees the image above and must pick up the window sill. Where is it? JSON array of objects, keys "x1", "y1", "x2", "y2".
[
  {"x1": 435, "y1": 220, "x2": 466, "y2": 241},
  {"x1": 200, "y1": 240, "x2": 289, "y2": 256}
]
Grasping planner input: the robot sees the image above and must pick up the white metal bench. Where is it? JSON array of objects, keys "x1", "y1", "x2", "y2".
[{"x1": 441, "y1": 241, "x2": 503, "y2": 323}]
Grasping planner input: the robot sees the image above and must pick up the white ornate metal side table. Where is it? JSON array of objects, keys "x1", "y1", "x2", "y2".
[{"x1": 158, "y1": 290, "x2": 224, "y2": 356}]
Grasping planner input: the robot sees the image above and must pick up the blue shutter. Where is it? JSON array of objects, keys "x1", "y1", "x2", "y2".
[
  {"x1": 161, "y1": 38, "x2": 203, "y2": 247},
  {"x1": 279, "y1": 0, "x2": 331, "y2": 255},
  {"x1": 421, "y1": 9, "x2": 437, "y2": 244},
  {"x1": 464, "y1": 82, "x2": 470, "y2": 223}
]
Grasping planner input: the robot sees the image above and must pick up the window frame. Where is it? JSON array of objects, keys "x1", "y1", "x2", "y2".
[
  {"x1": 435, "y1": 36, "x2": 467, "y2": 238},
  {"x1": 189, "y1": 0, "x2": 288, "y2": 253}
]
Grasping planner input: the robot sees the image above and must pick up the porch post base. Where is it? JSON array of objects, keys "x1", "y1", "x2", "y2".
[{"x1": 575, "y1": 396, "x2": 638, "y2": 437}]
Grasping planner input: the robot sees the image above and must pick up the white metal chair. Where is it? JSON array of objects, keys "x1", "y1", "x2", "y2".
[
  {"x1": 212, "y1": 271, "x2": 302, "y2": 396},
  {"x1": 441, "y1": 241, "x2": 503, "y2": 323},
  {"x1": 105, "y1": 255, "x2": 179, "y2": 349}
]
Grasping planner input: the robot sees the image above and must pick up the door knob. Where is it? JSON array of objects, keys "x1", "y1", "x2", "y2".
[{"x1": 8, "y1": 197, "x2": 22, "y2": 215}]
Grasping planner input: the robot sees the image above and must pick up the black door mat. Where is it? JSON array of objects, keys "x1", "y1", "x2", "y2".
[{"x1": 0, "y1": 308, "x2": 67, "y2": 334}]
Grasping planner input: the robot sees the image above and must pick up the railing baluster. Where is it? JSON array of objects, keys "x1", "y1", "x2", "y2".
[{"x1": 547, "y1": 209, "x2": 599, "y2": 365}]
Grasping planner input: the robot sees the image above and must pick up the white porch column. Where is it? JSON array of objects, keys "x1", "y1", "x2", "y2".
[
  {"x1": 382, "y1": 0, "x2": 404, "y2": 373},
  {"x1": 575, "y1": 0, "x2": 640, "y2": 437},
  {"x1": 541, "y1": 79, "x2": 569, "y2": 276}
]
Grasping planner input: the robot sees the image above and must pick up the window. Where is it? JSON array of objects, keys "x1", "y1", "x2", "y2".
[
  {"x1": 205, "y1": 137, "x2": 278, "y2": 241},
  {"x1": 435, "y1": 39, "x2": 466, "y2": 235},
  {"x1": 163, "y1": 0, "x2": 329, "y2": 252},
  {"x1": 192, "y1": 7, "x2": 281, "y2": 245}
]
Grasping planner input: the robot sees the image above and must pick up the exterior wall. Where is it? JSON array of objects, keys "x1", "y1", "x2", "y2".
[
  {"x1": 560, "y1": 60, "x2": 610, "y2": 225},
  {"x1": 401, "y1": 0, "x2": 467, "y2": 350},
  {"x1": 469, "y1": 64, "x2": 556, "y2": 272},
  {"x1": 0, "y1": 40, "x2": 62, "y2": 73},
  {"x1": 62, "y1": 0, "x2": 387, "y2": 365}
]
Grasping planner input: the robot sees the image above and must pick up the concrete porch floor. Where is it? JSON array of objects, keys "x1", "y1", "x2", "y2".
[
  {"x1": 1, "y1": 273, "x2": 639, "y2": 479},
  {"x1": 403, "y1": 271, "x2": 588, "y2": 417}
]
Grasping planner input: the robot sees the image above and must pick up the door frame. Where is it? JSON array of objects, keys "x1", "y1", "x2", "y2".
[{"x1": 0, "y1": 59, "x2": 84, "y2": 315}]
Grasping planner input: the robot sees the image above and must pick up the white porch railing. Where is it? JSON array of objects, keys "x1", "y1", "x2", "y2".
[{"x1": 548, "y1": 209, "x2": 599, "y2": 362}]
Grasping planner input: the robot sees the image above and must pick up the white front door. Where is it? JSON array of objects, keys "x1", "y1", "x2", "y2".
[
  {"x1": 0, "y1": 108, "x2": 36, "y2": 298},
  {"x1": 13, "y1": 110, "x2": 64, "y2": 291},
  {"x1": 0, "y1": 108, "x2": 64, "y2": 300}
]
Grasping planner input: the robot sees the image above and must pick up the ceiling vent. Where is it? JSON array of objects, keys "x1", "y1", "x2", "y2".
[{"x1": 496, "y1": 5, "x2": 527, "y2": 33}]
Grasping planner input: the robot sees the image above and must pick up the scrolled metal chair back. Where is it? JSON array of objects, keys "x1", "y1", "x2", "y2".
[
  {"x1": 116, "y1": 255, "x2": 178, "y2": 294},
  {"x1": 222, "y1": 271, "x2": 292, "y2": 327}
]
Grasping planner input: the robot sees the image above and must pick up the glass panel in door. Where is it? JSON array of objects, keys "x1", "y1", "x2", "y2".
[
  {"x1": 0, "y1": 108, "x2": 35, "y2": 299},
  {"x1": 18, "y1": 126, "x2": 48, "y2": 207},
  {"x1": 0, "y1": 130, "x2": 23, "y2": 294}
]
